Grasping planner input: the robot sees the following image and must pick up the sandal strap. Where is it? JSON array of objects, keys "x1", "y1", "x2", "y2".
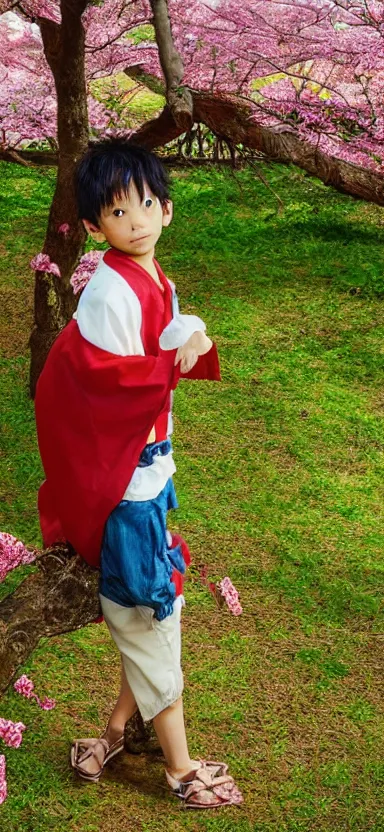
[{"x1": 75, "y1": 738, "x2": 109, "y2": 767}]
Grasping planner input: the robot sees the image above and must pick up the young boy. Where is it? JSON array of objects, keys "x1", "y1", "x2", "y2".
[{"x1": 35, "y1": 140, "x2": 242, "y2": 809}]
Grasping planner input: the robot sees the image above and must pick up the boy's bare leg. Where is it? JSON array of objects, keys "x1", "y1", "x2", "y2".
[
  {"x1": 104, "y1": 664, "x2": 137, "y2": 743},
  {"x1": 153, "y1": 696, "x2": 197, "y2": 780}
]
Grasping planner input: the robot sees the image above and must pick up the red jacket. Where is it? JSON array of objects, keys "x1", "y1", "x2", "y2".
[{"x1": 35, "y1": 250, "x2": 220, "y2": 579}]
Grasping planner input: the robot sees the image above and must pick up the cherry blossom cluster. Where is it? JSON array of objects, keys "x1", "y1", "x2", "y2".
[
  {"x1": 14, "y1": 675, "x2": 56, "y2": 711},
  {"x1": 0, "y1": 718, "x2": 26, "y2": 749},
  {"x1": 219, "y1": 577, "x2": 243, "y2": 616},
  {"x1": 70, "y1": 250, "x2": 102, "y2": 294},
  {"x1": 1, "y1": 1, "x2": 384, "y2": 172},
  {"x1": 0, "y1": 676, "x2": 56, "y2": 803},
  {"x1": 0, "y1": 532, "x2": 35, "y2": 582},
  {"x1": 199, "y1": 566, "x2": 243, "y2": 615},
  {"x1": 30, "y1": 253, "x2": 61, "y2": 278}
]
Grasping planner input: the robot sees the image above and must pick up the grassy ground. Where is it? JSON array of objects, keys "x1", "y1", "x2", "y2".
[{"x1": 0, "y1": 159, "x2": 384, "y2": 831}]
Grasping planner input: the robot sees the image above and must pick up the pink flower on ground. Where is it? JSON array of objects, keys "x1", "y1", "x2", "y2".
[
  {"x1": 30, "y1": 252, "x2": 61, "y2": 278},
  {"x1": 0, "y1": 719, "x2": 26, "y2": 749},
  {"x1": 58, "y1": 223, "x2": 70, "y2": 236},
  {"x1": 219, "y1": 577, "x2": 243, "y2": 616},
  {"x1": 14, "y1": 675, "x2": 34, "y2": 698},
  {"x1": 0, "y1": 755, "x2": 6, "y2": 804},
  {"x1": 14, "y1": 675, "x2": 56, "y2": 710},
  {"x1": 38, "y1": 697, "x2": 56, "y2": 711},
  {"x1": 0, "y1": 532, "x2": 36, "y2": 582},
  {"x1": 70, "y1": 250, "x2": 102, "y2": 295}
]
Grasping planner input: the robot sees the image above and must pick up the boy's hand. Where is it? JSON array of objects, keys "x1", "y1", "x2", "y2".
[{"x1": 175, "y1": 330, "x2": 212, "y2": 374}]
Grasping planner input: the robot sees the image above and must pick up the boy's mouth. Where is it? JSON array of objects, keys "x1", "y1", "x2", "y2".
[{"x1": 131, "y1": 235, "x2": 149, "y2": 242}]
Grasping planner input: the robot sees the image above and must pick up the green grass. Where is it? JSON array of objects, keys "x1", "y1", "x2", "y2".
[{"x1": 1, "y1": 159, "x2": 384, "y2": 830}]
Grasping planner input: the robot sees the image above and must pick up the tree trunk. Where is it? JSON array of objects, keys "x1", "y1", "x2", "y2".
[{"x1": 29, "y1": 0, "x2": 89, "y2": 398}]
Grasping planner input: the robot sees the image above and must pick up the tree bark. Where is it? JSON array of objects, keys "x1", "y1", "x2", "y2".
[
  {"x1": 149, "y1": 0, "x2": 193, "y2": 132},
  {"x1": 0, "y1": 545, "x2": 100, "y2": 694},
  {"x1": 29, "y1": 0, "x2": 89, "y2": 398}
]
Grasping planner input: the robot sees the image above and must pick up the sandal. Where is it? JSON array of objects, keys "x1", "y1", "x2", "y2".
[
  {"x1": 166, "y1": 759, "x2": 243, "y2": 808},
  {"x1": 70, "y1": 733, "x2": 124, "y2": 782}
]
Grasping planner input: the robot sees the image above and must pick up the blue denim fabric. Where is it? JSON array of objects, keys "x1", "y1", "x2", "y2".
[
  {"x1": 100, "y1": 443, "x2": 185, "y2": 621},
  {"x1": 137, "y1": 439, "x2": 172, "y2": 467}
]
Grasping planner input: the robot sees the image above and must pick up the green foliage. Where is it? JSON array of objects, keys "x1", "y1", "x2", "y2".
[
  {"x1": 90, "y1": 74, "x2": 164, "y2": 131},
  {"x1": 1, "y1": 160, "x2": 384, "y2": 830},
  {"x1": 127, "y1": 24, "x2": 156, "y2": 45}
]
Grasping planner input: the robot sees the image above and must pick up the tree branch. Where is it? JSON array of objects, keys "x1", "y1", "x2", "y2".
[
  {"x1": 126, "y1": 75, "x2": 384, "y2": 207},
  {"x1": 0, "y1": 545, "x2": 99, "y2": 694},
  {"x1": 149, "y1": 0, "x2": 193, "y2": 131}
]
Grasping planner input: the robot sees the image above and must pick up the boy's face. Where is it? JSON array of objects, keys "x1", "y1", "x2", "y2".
[{"x1": 83, "y1": 179, "x2": 172, "y2": 258}]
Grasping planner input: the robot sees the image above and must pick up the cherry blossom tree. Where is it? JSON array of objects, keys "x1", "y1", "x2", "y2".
[
  {"x1": 1, "y1": 0, "x2": 384, "y2": 691},
  {"x1": 1, "y1": 1, "x2": 384, "y2": 394}
]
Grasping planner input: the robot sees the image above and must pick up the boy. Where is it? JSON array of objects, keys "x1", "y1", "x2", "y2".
[{"x1": 35, "y1": 140, "x2": 242, "y2": 808}]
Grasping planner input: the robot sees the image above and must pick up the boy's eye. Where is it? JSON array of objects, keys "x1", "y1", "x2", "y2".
[
  {"x1": 113, "y1": 209, "x2": 124, "y2": 217},
  {"x1": 143, "y1": 197, "x2": 153, "y2": 208}
]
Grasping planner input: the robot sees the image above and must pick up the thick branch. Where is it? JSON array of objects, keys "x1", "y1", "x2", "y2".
[
  {"x1": 127, "y1": 79, "x2": 384, "y2": 207},
  {"x1": 0, "y1": 149, "x2": 58, "y2": 166},
  {"x1": 149, "y1": 0, "x2": 193, "y2": 131},
  {"x1": 0, "y1": 545, "x2": 99, "y2": 694},
  {"x1": 192, "y1": 93, "x2": 384, "y2": 206}
]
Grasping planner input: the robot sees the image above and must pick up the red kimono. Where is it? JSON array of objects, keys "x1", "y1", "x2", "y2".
[{"x1": 35, "y1": 249, "x2": 220, "y2": 572}]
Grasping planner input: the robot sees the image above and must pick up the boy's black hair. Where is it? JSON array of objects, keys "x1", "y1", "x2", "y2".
[{"x1": 75, "y1": 139, "x2": 170, "y2": 226}]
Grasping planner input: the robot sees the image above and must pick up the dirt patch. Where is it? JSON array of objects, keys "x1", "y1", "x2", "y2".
[{"x1": 0, "y1": 287, "x2": 33, "y2": 358}]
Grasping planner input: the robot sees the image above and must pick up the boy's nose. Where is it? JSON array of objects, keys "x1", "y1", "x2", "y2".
[{"x1": 129, "y1": 207, "x2": 146, "y2": 230}]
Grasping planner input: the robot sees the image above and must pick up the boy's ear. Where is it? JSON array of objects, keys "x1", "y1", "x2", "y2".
[
  {"x1": 82, "y1": 218, "x2": 106, "y2": 243},
  {"x1": 161, "y1": 200, "x2": 173, "y2": 228}
]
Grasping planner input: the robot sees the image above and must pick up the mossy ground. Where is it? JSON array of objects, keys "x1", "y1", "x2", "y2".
[{"x1": 0, "y1": 160, "x2": 384, "y2": 831}]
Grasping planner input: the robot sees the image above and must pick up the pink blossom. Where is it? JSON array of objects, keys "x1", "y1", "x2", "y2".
[
  {"x1": 70, "y1": 250, "x2": 102, "y2": 295},
  {"x1": 219, "y1": 577, "x2": 243, "y2": 615},
  {"x1": 2, "y1": 2, "x2": 384, "y2": 175},
  {"x1": 0, "y1": 756, "x2": 6, "y2": 805},
  {"x1": 14, "y1": 674, "x2": 34, "y2": 698},
  {"x1": 0, "y1": 718, "x2": 26, "y2": 749},
  {"x1": 14, "y1": 675, "x2": 56, "y2": 710},
  {"x1": 0, "y1": 532, "x2": 35, "y2": 582},
  {"x1": 30, "y1": 252, "x2": 61, "y2": 278},
  {"x1": 58, "y1": 222, "x2": 70, "y2": 236},
  {"x1": 38, "y1": 697, "x2": 56, "y2": 711}
]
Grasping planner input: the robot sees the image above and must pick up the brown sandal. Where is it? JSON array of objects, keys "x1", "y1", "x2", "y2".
[
  {"x1": 70, "y1": 734, "x2": 124, "y2": 782},
  {"x1": 166, "y1": 760, "x2": 243, "y2": 808}
]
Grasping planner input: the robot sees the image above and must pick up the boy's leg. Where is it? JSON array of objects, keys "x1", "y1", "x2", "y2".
[
  {"x1": 72, "y1": 665, "x2": 137, "y2": 778},
  {"x1": 152, "y1": 695, "x2": 195, "y2": 780},
  {"x1": 153, "y1": 696, "x2": 243, "y2": 808},
  {"x1": 105, "y1": 663, "x2": 137, "y2": 743}
]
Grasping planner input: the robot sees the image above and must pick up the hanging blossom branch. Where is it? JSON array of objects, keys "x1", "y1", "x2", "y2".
[
  {"x1": 199, "y1": 566, "x2": 243, "y2": 616},
  {"x1": 14, "y1": 675, "x2": 56, "y2": 710}
]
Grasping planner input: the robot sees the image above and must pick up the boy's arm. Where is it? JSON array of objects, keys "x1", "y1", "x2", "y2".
[{"x1": 159, "y1": 312, "x2": 220, "y2": 379}]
